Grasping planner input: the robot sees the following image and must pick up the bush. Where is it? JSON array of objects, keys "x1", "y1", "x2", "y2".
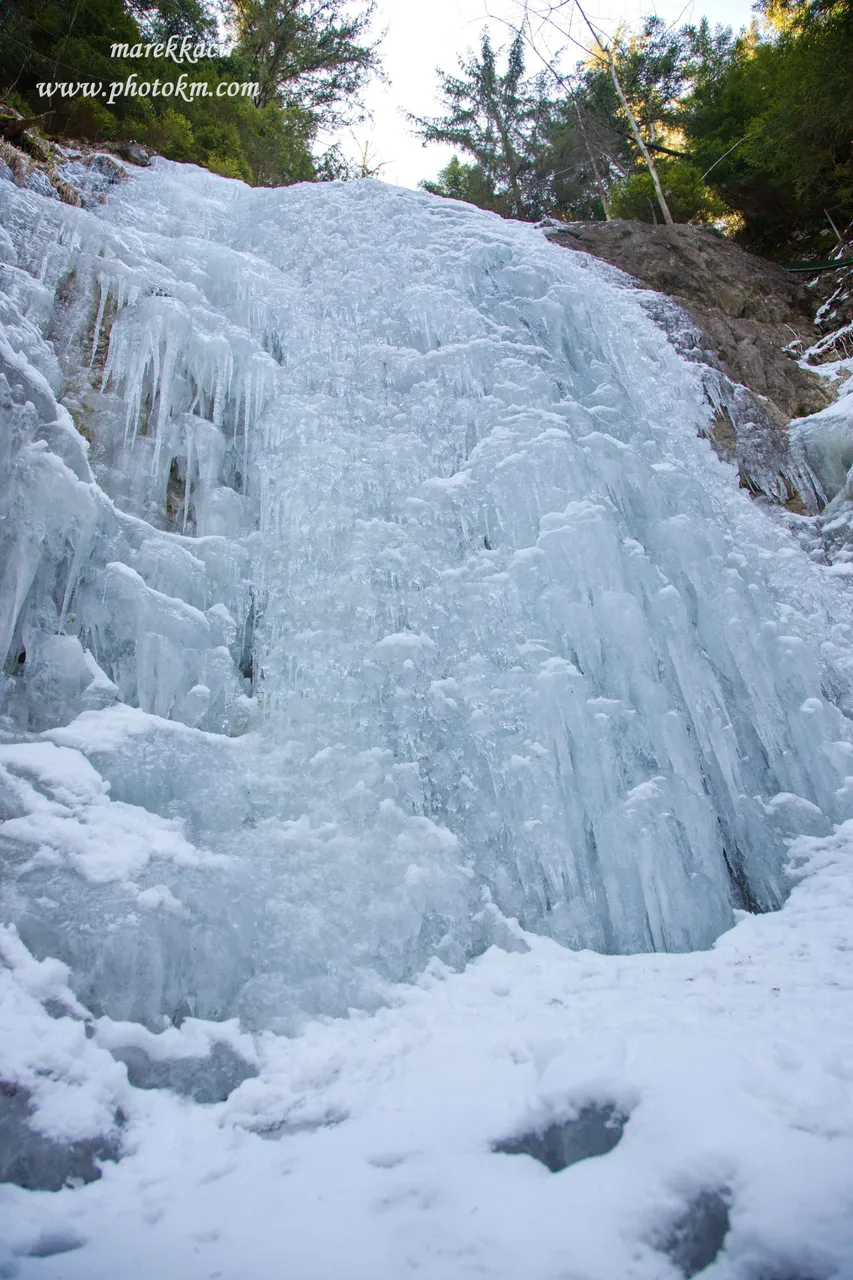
[
  {"x1": 610, "y1": 158, "x2": 728, "y2": 223},
  {"x1": 0, "y1": 0, "x2": 374, "y2": 190},
  {"x1": 140, "y1": 107, "x2": 196, "y2": 161},
  {"x1": 420, "y1": 156, "x2": 506, "y2": 216}
]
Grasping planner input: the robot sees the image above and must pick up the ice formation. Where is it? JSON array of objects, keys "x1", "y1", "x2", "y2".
[
  {"x1": 3, "y1": 157, "x2": 853, "y2": 1024},
  {"x1": 2, "y1": 158, "x2": 853, "y2": 1278}
]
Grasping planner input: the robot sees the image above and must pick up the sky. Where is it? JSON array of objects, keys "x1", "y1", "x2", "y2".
[{"x1": 336, "y1": 0, "x2": 757, "y2": 190}]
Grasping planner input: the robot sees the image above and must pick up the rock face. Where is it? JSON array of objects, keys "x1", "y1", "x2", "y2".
[
  {"x1": 109, "y1": 141, "x2": 151, "y2": 167},
  {"x1": 546, "y1": 221, "x2": 832, "y2": 427},
  {"x1": 0, "y1": 125, "x2": 146, "y2": 213}
]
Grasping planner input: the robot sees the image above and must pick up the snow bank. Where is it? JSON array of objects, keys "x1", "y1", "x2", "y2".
[{"x1": 2, "y1": 824, "x2": 853, "y2": 1277}]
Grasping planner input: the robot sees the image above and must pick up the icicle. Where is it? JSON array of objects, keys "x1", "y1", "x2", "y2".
[
  {"x1": 3, "y1": 157, "x2": 853, "y2": 1030},
  {"x1": 89, "y1": 277, "x2": 108, "y2": 368},
  {"x1": 58, "y1": 517, "x2": 96, "y2": 634},
  {"x1": 182, "y1": 422, "x2": 193, "y2": 535},
  {"x1": 150, "y1": 333, "x2": 174, "y2": 479}
]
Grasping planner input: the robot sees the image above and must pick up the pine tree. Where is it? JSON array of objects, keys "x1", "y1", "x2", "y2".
[
  {"x1": 411, "y1": 32, "x2": 553, "y2": 221},
  {"x1": 232, "y1": 0, "x2": 379, "y2": 120}
]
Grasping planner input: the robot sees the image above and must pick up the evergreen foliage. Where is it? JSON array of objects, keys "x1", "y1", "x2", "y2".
[
  {"x1": 683, "y1": 1, "x2": 853, "y2": 251},
  {"x1": 0, "y1": 0, "x2": 378, "y2": 186},
  {"x1": 410, "y1": 33, "x2": 553, "y2": 221},
  {"x1": 233, "y1": 0, "x2": 378, "y2": 118},
  {"x1": 421, "y1": 155, "x2": 504, "y2": 216},
  {"x1": 417, "y1": 2, "x2": 853, "y2": 257}
]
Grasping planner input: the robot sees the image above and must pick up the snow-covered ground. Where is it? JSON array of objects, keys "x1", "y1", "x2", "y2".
[
  {"x1": 2, "y1": 158, "x2": 853, "y2": 1278},
  {"x1": 3, "y1": 834, "x2": 853, "y2": 1280}
]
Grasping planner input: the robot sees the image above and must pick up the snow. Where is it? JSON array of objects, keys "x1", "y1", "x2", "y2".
[
  {"x1": 2, "y1": 835, "x2": 853, "y2": 1278},
  {"x1": 2, "y1": 159, "x2": 853, "y2": 1275},
  {"x1": 787, "y1": 369, "x2": 853, "y2": 569},
  {"x1": 0, "y1": 739, "x2": 218, "y2": 884}
]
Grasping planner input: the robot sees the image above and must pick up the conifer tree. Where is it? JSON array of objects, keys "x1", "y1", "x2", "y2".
[
  {"x1": 0, "y1": 0, "x2": 381, "y2": 188},
  {"x1": 232, "y1": 0, "x2": 379, "y2": 119},
  {"x1": 411, "y1": 32, "x2": 553, "y2": 221}
]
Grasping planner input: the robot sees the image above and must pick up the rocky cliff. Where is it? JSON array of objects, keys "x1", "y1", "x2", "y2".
[
  {"x1": 547, "y1": 221, "x2": 830, "y2": 422},
  {"x1": 545, "y1": 220, "x2": 842, "y2": 512}
]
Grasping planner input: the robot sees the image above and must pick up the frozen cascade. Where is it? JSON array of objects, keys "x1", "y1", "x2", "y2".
[{"x1": 2, "y1": 158, "x2": 853, "y2": 1037}]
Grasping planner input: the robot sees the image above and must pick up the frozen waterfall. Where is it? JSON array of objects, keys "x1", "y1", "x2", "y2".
[{"x1": 2, "y1": 158, "x2": 853, "y2": 1040}]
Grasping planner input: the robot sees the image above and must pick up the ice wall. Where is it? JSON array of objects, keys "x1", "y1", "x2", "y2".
[{"x1": 3, "y1": 159, "x2": 853, "y2": 1031}]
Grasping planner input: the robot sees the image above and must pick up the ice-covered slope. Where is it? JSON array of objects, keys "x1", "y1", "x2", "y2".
[{"x1": 2, "y1": 160, "x2": 853, "y2": 1279}]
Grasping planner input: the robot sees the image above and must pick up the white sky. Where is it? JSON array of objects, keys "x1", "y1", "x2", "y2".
[{"x1": 336, "y1": 0, "x2": 756, "y2": 189}]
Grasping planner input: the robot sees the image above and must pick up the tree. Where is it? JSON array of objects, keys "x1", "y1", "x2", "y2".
[
  {"x1": 421, "y1": 155, "x2": 504, "y2": 214},
  {"x1": 1, "y1": 0, "x2": 138, "y2": 110},
  {"x1": 411, "y1": 31, "x2": 553, "y2": 221},
  {"x1": 0, "y1": 0, "x2": 382, "y2": 190},
  {"x1": 607, "y1": 15, "x2": 688, "y2": 145},
  {"x1": 232, "y1": 0, "x2": 380, "y2": 120},
  {"x1": 572, "y1": 12, "x2": 696, "y2": 224},
  {"x1": 531, "y1": 92, "x2": 623, "y2": 219},
  {"x1": 414, "y1": 0, "x2": 853, "y2": 251},
  {"x1": 503, "y1": 3, "x2": 681, "y2": 222},
  {"x1": 610, "y1": 158, "x2": 726, "y2": 224},
  {"x1": 680, "y1": 7, "x2": 853, "y2": 251},
  {"x1": 128, "y1": 0, "x2": 217, "y2": 41}
]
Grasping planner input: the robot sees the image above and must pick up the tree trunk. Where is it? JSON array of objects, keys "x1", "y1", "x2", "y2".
[{"x1": 607, "y1": 46, "x2": 673, "y2": 225}]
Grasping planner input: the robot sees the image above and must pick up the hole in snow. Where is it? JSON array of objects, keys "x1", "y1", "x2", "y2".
[
  {"x1": 110, "y1": 1040, "x2": 257, "y2": 1104},
  {"x1": 26, "y1": 1226, "x2": 86, "y2": 1258},
  {"x1": 0, "y1": 1081, "x2": 121, "y2": 1191},
  {"x1": 238, "y1": 595, "x2": 256, "y2": 684},
  {"x1": 367, "y1": 1151, "x2": 408, "y2": 1169},
  {"x1": 722, "y1": 841, "x2": 765, "y2": 915},
  {"x1": 493, "y1": 1102, "x2": 627, "y2": 1172},
  {"x1": 657, "y1": 1189, "x2": 731, "y2": 1277}
]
